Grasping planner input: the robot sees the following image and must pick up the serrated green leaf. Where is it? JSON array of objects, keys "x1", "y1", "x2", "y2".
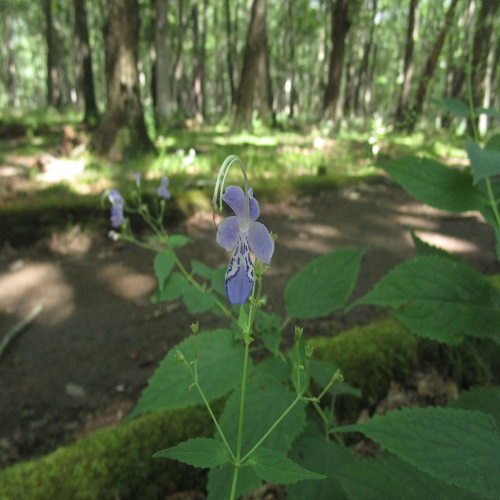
[
  {"x1": 485, "y1": 134, "x2": 500, "y2": 152},
  {"x1": 410, "y1": 229, "x2": 454, "y2": 259},
  {"x1": 182, "y1": 285, "x2": 216, "y2": 314},
  {"x1": 255, "y1": 311, "x2": 282, "y2": 355},
  {"x1": 249, "y1": 448, "x2": 325, "y2": 484},
  {"x1": 127, "y1": 329, "x2": 248, "y2": 419},
  {"x1": 434, "y1": 97, "x2": 470, "y2": 117},
  {"x1": 207, "y1": 463, "x2": 260, "y2": 500},
  {"x1": 191, "y1": 259, "x2": 215, "y2": 280},
  {"x1": 169, "y1": 234, "x2": 191, "y2": 248},
  {"x1": 211, "y1": 267, "x2": 226, "y2": 296},
  {"x1": 450, "y1": 386, "x2": 500, "y2": 425},
  {"x1": 218, "y1": 373, "x2": 306, "y2": 456},
  {"x1": 465, "y1": 139, "x2": 500, "y2": 184},
  {"x1": 287, "y1": 434, "x2": 351, "y2": 500},
  {"x1": 154, "y1": 250, "x2": 176, "y2": 289},
  {"x1": 335, "y1": 407, "x2": 500, "y2": 498},
  {"x1": 353, "y1": 256, "x2": 500, "y2": 344},
  {"x1": 339, "y1": 454, "x2": 474, "y2": 500},
  {"x1": 152, "y1": 272, "x2": 189, "y2": 302},
  {"x1": 285, "y1": 249, "x2": 365, "y2": 320},
  {"x1": 382, "y1": 157, "x2": 484, "y2": 213},
  {"x1": 154, "y1": 438, "x2": 228, "y2": 468}
]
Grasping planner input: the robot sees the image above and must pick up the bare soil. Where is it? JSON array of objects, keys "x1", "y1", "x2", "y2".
[{"x1": 0, "y1": 179, "x2": 498, "y2": 467}]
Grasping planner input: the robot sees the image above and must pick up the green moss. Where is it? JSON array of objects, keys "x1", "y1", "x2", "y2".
[
  {"x1": 310, "y1": 316, "x2": 418, "y2": 404},
  {"x1": 0, "y1": 406, "x2": 214, "y2": 500}
]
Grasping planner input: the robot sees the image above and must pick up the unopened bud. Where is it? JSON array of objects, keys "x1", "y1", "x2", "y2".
[
  {"x1": 191, "y1": 322, "x2": 199, "y2": 334},
  {"x1": 174, "y1": 350, "x2": 185, "y2": 362},
  {"x1": 294, "y1": 326, "x2": 303, "y2": 341}
]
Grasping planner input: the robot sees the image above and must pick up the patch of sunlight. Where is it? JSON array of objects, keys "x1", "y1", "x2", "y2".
[
  {"x1": 413, "y1": 231, "x2": 480, "y2": 255},
  {"x1": 98, "y1": 263, "x2": 156, "y2": 303},
  {"x1": 214, "y1": 134, "x2": 278, "y2": 146},
  {"x1": 0, "y1": 262, "x2": 74, "y2": 326}
]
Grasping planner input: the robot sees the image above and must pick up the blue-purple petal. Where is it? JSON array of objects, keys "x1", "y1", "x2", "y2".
[
  {"x1": 223, "y1": 185, "x2": 260, "y2": 220},
  {"x1": 248, "y1": 221, "x2": 274, "y2": 264},
  {"x1": 225, "y1": 238, "x2": 255, "y2": 304},
  {"x1": 110, "y1": 205, "x2": 125, "y2": 228},
  {"x1": 223, "y1": 185, "x2": 246, "y2": 217},
  {"x1": 109, "y1": 189, "x2": 124, "y2": 206},
  {"x1": 216, "y1": 216, "x2": 240, "y2": 251},
  {"x1": 157, "y1": 177, "x2": 171, "y2": 199}
]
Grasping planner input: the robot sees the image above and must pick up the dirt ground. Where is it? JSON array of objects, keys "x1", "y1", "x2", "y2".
[{"x1": 0, "y1": 179, "x2": 498, "y2": 467}]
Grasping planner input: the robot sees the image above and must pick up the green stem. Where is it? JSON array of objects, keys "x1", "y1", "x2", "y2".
[
  {"x1": 240, "y1": 394, "x2": 302, "y2": 464},
  {"x1": 485, "y1": 178, "x2": 500, "y2": 228},
  {"x1": 183, "y1": 359, "x2": 236, "y2": 463}
]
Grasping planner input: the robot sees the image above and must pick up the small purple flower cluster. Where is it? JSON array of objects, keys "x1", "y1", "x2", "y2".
[{"x1": 108, "y1": 176, "x2": 171, "y2": 229}]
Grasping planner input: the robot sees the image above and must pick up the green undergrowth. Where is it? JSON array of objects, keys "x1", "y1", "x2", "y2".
[{"x1": 0, "y1": 316, "x2": 419, "y2": 499}]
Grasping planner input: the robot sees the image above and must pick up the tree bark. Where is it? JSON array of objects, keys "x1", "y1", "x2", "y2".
[
  {"x1": 74, "y1": 0, "x2": 98, "y2": 123},
  {"x1": 154, "y1": 0, "x2": 173, "y2": 127},
  {"x1": 469, "y1": 0, "x2": 499, "y2": 135},
  {"x1": 43, "y1": 0, "x2": 61, "y2": 108},
  {"x1": 408, "y1": 0, "x2": 459, "y2": 131},
  {"x1": 395, "y1": 0, "x2": 418, "y2": 127},
  {"x1": 353, "y1": 0, "x2": 377, "y2": 117},
  {"x1": 232, "y1": 0, "x2": 274, "y2": 132},
  {"x1": 322, "y1": 0, "x2": 351, "y2": 122},
  {"x1": 224, "y1": 0, "x2": 236, "y2": 106},
  {"x1": 91, "y1": 0, "x2": 153, "y2": 157}
]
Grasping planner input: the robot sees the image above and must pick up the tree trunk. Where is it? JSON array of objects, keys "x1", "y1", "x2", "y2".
[
  {"x1": 353, "y1": 0, "x2": 377, "y2": 117},
  {"x1": 408, "y1": 0, "x2": 459, "y2": 132},
  {"x1": 232, "y1": 0, "x2": 273, "y2": 132},
  {"x1": 190, "y1": 4, "x2": 202, "y2": 121},
  {"x1": 74, "y1": 0, "x2": 98, "y2": 123},
  {"x1": 3, "y1": 14, "x2": 19, "y2": 107},
  {"x1": 154, "y1": 0, "x2": 174, "y2": 127},
  {"x1": 395, "y1": 0, "x2": 418, "y2": 128},
  {"x1": 224, "y1": 0, "x2": 236, "y2": 106},
  {"x1": 322, "y1": 0, "x2": 351, "y2": 122},
  {"x1": 469, "y1": 0, "x2": 499, "y2": 135},
  {"x1": 43, "y1": 0, "x2": 61, "y2": 108},
  {"x1": 91, "y1": 0, "x2": 153, "y2": 157}
]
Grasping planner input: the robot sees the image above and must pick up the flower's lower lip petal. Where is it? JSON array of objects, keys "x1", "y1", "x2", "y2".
[
  {"x1": 248, "y1": 222, "x2": 274, "y2": 264},
  {"x1": 225, "y1": 239, "x2": 254, "y2": 304},
  {"x1": 216, "y1": 216, "x2": 240, "y2": 251}
]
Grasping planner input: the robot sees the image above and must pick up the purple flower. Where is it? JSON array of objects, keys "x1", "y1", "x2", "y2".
[
  {"x1": 157, "y1": 177, "x2": 171, "y2": 199},
  {"x1": 109, "y1": 189, "x2": 125, "y2": 228},
  {"x1": 216, "y1": 185, "x2": 274, "y2": 304}
]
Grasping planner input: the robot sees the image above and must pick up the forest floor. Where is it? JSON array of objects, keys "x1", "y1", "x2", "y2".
[{"x1": 0, "y1": 145, "x2": 499, "y2": 469}]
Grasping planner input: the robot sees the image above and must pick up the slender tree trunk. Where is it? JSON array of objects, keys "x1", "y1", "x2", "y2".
[
  {"x1": 232, "y1": 0, "x2": 272, "y2": 132},
  {"x1": 469, "y1": 0, "x2": 499, "y2": 135},
  {"x1": 224, "y1": 0, "x2": 236, "y2": 106},
  {"x1": 395, "y1": 0, "x2": 418, "y2": 127},
  {"x1": 91, "y1": 0, "x2": 153, "y2": 157},
  {"x1": 154, "y1": 0, "x2": 173, "y2": 127},
  {"x1": 74, "y1": 0, "x2": 98, "y2": 123},
  {"x1": 190, "y1": 4, "x2": 202, "y2": 121},
  {"x1": 322, "y1": 0, "x2": 351, "y2": 122},
  {"x1": 3, "y1": 14, "x2": 19, "y2": 107},
  {"x1": 43, "y1": 0, "x2": 61, "y2": 108},
  {"x1": 408, "y1": 0, "x2": 459, "y2": 131},
  {"x1": 353, "y1": 0, "x2": 377, "y2": 117}
]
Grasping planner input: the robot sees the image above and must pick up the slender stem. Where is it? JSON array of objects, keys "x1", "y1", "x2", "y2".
[
  {"x1": 485, "y1": 178, "x2": 500, "y2": 228},
  {"x1": 183, "y1": 359, "x2": 236, "y2": 463},
  {"x1": 241, "y1": 394, "x2": 302, "y2": 464}
]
